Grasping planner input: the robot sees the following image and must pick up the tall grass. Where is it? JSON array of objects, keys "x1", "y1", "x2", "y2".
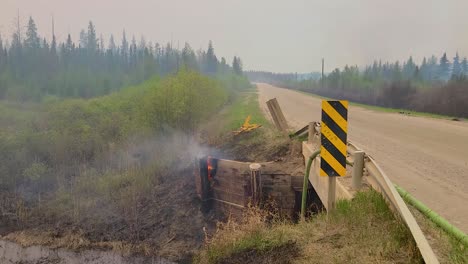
[{"x1": 195, "y1": 190, "x2": 422, "y2": 264}]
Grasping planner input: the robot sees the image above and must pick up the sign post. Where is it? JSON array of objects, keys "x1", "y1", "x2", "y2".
[{"x1": 320, "y1": 100, "x2": 348, "y2": 210}]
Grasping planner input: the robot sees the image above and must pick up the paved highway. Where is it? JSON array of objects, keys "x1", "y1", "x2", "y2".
[{"x1": 257, "y1": 83, "x2": 468, "y2": 232}]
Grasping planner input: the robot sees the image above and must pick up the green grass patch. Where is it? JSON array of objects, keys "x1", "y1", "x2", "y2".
[
  {"x1": 196, "y1": 189, "x2": 422, "y2": 263},
  {"x1": 194, "y1": 208, "x2": 294, "y2": 264},
  {"x1": 447, "y1": 236, "x2": 468, "y2": 263},
  {"x1": 407, "y1": 204, "x2": 467, "y2": 263},
  {"x1": 224, "y1": 91, "x2": 270, "y2": 131},
  {"x1": 199, "y1": 88, "x2": 290, "y2": 162},
  {"x1": 203, "y1": 229, "x2": 290, "y2": 263}
]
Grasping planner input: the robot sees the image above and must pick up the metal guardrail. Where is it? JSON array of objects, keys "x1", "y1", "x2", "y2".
[
  {"x1": 395, "y1": 184, "x2": 468, "y2": 247},
  {"x1": 347, "y1": 141, "x2": 439, "y2": 264},
  {"x1": 306, "y1": 122, "x2": 439, "y2": 263}
]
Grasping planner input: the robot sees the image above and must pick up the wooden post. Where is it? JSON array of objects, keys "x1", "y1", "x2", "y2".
[
  {"x1": 249, "y1": 163, "x2": 262, "y2": 206},
  {"x1": 267, "y1": 100, "x2": 281, "y2": 130},
  {"x1": 266, "y1": 98, "x2": 288, "y2": 132},
  {"x1": 307, "y1": 122, "x2": 315, "y2": 144},
  {"x1": 266, "y1": 100, "x2": 283, "y2": 131},
  {"x1": 327, "y1": 177, "x2": 336, "y2": 211},
  {"x1": 271, "y1": 98, "x2": 288, "y2": 131},
  {"x1": 352, "y1": 151, "x2": 365, "y2": 190}
]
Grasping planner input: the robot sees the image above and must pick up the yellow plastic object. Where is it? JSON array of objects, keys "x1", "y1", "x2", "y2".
[{"x1": 233, "y1": 115, "x2": 261, "y2": 135}]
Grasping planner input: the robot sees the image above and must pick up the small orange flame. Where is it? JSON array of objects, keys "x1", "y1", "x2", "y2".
[{"x1": 207, "y1": 156, "x2": 213, "y2": 181}]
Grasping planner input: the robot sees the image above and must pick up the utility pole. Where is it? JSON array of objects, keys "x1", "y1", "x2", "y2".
[
  {"x1": 170, "y1": 33, "x2": 173, "y2": 50},
  {"x1": 16, "y1": 9, "x2": 21, "y2": 43},
  {"x1": 176, "y1": 40, "x2": 180, "y2": 71},
  {"x1": 52, "y1": 14, "x2": 55, "y2": 39}
]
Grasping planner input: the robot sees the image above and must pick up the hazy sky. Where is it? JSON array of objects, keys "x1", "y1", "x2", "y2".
[{"x1": 1, "y1": 0, "x2": 468, "y2": 72}]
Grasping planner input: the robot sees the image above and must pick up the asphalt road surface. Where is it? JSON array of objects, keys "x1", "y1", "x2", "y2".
[{"x1": 257, "y1": 83, "x2": 468, "y2": 233}]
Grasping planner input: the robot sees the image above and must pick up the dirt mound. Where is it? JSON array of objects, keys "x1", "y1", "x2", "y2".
[
  {"x1": 217, "y1": 131, "x2": 292, "y2": 161},
  {"x1": 204, "y1": 129, "x2": 304, "y2": 177}
]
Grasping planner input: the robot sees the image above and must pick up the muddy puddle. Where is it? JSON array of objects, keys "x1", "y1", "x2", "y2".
[{"x1": 0, "y1": 239, "x2": 175, "y2": 264}]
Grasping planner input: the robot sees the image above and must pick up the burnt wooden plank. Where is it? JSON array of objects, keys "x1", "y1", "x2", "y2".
[
  {"x1": 213, "y1": 202, "x2": 244, "y2": 219},
  {"x1": 205, "y1": 158, "x2": 301, "y2": 219},
  {"x1": 213, "y1": 178, "x2": 247, "y2": 193},
  {"x1": 213, "y1": 177, "x2": 246, "y2": 187},
  {"x1": 213, "y1": 190, "x2": 246, "y2": 205},
  {"x1": 271, "y1": 186, "x2": 294, "y2": 193},
  {"x1": 262, "y1": 175, "x2": 291, "y2": 184},
  {"x1": 289, "y1": 124, "x2": 309, "y2": 139},
  {"x1": 291, "y1": 176, "x2": 304, "y2": 189}
]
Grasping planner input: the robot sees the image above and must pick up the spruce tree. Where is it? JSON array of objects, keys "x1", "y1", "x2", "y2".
[
  {"x1": 402, "y1": 56, "x2": 416, "y2": 79},
  {"x1": 371, "y1": 61, "x2": 379, "y2": 79},
  {"x1": 205, "y1": 40, "x2": 218, "y2": 75},
  {"x1": 233, "y1": 56, "x2": 242, "y2": 75},
  {"x1": 0, "y1": 34, "x2": 4, "y2": 73},
  {"x1": 428, "y1": 55, "x2": 438, "y2": 81},
  {"x1": 130, "y1": 36, "x2": 137, "y2": 68},
  {"x1": 461, "y1": 58, "x2": 468, "y2": 77},
  {"x1": 392, "y1": 61, "x2": 402, "y2": 80},
  {"x1": 61, "y1": 34, "x2": 73, "y2": 66},
  {"x1": 42, "y1": 38, "x2": 49, "y2": 51},
  {"x1": 121, "y1": 30, "x2": 128, "y2": 65},
  {"x1": 419, "y1": 57, "x2": 428, "y2": 81},
  {"x1": 65, "y1": 34, "x2": 73, "y2": 51},
  {"x1": 220, "y1": 57, "x2": 227, "y2": 73},
  {"x1": 108, "y1": 35, "x2": 116, "y2": 53},
  {"x1": 79, "y1": 30, "x2": 87, "y2": 48},
  {"x1": 51, "y1": 34, "x2": 57, "y2": 55},
  {"x1": 87, "y1": 21, "x2": 97, "y2": 53},
  {"x1": 25, "y1": 16, "x2": 40, "y2": 50},
  {"x1": 438, "y1": 52, "x2": 451, "y2": 81},
  {"x1": 452, "y1": 52, "x2": 461, "y2": 78},
  {"x1": 182, "y1": 42, "x2": 197, "y2": 69}
]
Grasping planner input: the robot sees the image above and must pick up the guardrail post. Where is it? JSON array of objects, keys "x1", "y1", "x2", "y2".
[
  {"x1": 352, "y1": 150, "x2": 365, "y2": 190},
  {"x1": 327, "y1": 177, "x2": 336, "y2": 211},
  {"x1": 307, "y1": 122, "x2": 315, "y2": 144}
]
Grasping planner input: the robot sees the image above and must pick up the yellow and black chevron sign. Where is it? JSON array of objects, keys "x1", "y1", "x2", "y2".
[{"x1": 320, "y1": 100, "x2": 348, "y2": 177}]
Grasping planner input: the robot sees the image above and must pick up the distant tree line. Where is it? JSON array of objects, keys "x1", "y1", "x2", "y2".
[
  {"x1": 248, "y1": 54, "x2": 468, "y2": 118},
  {"x1": 0, "y1": 17, "x2": 244, "y2": 101},
  {"x1": 246, "y1": 71, "x2": 322, "y2": 83}
]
